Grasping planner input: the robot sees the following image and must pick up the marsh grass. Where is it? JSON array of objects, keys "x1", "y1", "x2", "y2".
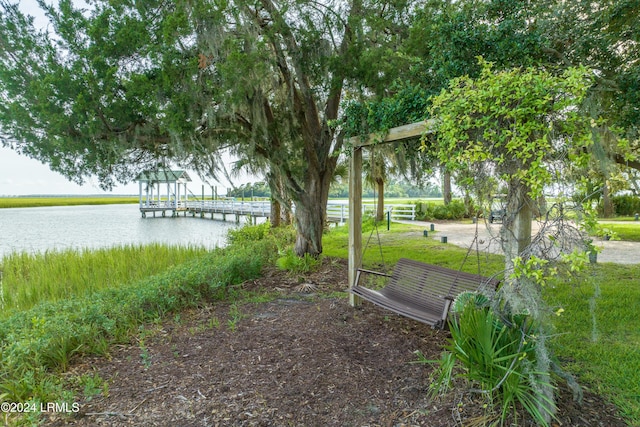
[
  {"x1": 0, "y1": 197, "x2": 137, "y2": 209},
  {"x1": 0, "y1": 244, "x2": 209, "y2": 316},
  {"x1": 0, "y1": 236, "x2": 275, "y2": 413}
]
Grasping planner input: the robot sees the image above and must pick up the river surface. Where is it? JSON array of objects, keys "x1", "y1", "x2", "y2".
[{"x1": 0, "y1": 204, "x2": 238, "y2": 258}]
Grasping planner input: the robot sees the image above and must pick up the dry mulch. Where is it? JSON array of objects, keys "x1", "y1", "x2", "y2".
[{"x1": 47, "y1": 258, "x2": 627, "y2": 426}]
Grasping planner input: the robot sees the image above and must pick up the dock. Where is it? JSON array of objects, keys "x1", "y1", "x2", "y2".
[
  {"x1": 140, "y1": 199, "x2": 273, "y2": 223},
  {"x1": 135, "y1": 169, "x2": 417, "y2": 224},
  {"x1": 139, "y1": 199, "x2": 417, "y2": 224}
]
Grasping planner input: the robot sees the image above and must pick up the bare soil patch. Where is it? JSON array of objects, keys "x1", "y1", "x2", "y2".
[{"x1": 48, "y1": 258, "x2": 626, "y2": 426}]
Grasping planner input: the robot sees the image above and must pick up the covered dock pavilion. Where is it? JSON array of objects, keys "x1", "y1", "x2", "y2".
[{"x1": 136, "y1": 170, "x2": 192, "y2": 218}]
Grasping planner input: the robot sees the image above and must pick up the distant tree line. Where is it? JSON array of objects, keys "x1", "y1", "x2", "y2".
[
  {"x1": 329, "y1": 179, "x2": 442, "y2": 199},
  {"x1": 226, "y1": 182, "x2": 271, "y2": 199}
]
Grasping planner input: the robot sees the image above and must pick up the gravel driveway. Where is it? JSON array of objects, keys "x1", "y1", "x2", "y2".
[{"x1": 405, "y1": 220, "x2": 640, "y2": 265}]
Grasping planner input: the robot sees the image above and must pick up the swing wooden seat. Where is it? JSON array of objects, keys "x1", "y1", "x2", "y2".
[{"x1": 350, "y1": 258, "x2": 500, "y2": 329}]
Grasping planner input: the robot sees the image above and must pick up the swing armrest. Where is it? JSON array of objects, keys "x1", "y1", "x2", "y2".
[
  {"x1": 353, "y1": 268, "x2": 391, "y2": 290},
  {"x1": 441, "y1": 297, "x2": 454, "y2": 322},
  {"x1": 356, "y1": 268, "x2": 392, "y2": 278}
]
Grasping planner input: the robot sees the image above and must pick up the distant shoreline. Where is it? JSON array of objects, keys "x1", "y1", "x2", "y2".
[{"x1": 0, "y1": 196, "x2": 138, "y2": 209}]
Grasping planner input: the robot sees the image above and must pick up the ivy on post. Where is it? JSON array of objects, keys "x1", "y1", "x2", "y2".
[
  {"x1": 426, "y1": 58, "x2": 603, "y2": 423},
  {"x1": 428, "y1": 58, "x2": 595, "y2": 281}
]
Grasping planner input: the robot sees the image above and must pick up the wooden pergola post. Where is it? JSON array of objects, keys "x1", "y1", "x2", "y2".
[
  {"x1": 347, "y1": 120, "x2": 435, "y2": 307},
  {"x1": 348, "y1": 145, "x2": 363, "y2": 306}
]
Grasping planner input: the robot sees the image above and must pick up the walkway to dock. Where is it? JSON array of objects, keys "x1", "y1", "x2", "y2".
[
  {"x1": 139, "y1": 200, "x2": 418, "y2": 223},
  {"x1": 139, "y1": 200, "x2": 271, "y2": 221}
]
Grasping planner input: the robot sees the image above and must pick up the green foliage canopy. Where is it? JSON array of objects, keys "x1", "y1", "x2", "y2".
[
  {"x1": 343, "y1": 0, "x2": 640, "y2": 182},
  {"x1": 0, "y1": 0, "x2": 193, "y2": 188},
  {"x1": 428, "y1": 61, "x2": 594, "y2": 199},
  {"x1": 0, "y1": 0, "x2": 421, "y2": 256}
]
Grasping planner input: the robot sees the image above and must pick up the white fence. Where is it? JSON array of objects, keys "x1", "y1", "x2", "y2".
[{"x1": 326, "y1": 201, "x2": 415, "y2": 222}]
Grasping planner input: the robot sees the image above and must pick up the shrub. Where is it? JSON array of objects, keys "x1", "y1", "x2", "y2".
[
  {"x1": 276, "y1": 250, "x2": 321, "y2": 274},
  {"x1": 227, "y1": 221, "x2": 272, "y2": 244},
  {"x1": 611, "y1": 195, "x2": 640, "y2": 216},
  {"x1": 423, "y1": 299, "x2": 556, "y2": 426},
  {"x1": 0, "y1": 238, "x2": 276, "y2": 406},
  {"x1": 414, "y1": 200, "x2": 467, "y2": 220}
]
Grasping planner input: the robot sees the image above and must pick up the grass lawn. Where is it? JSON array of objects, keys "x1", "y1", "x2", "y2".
[
  {"x1": 543, "y1": 263, "x2": 640, "y2": 423},
  {"x1": 324, "y1": 221, "x2": 640, "y2": 425},
  {"x1": 598, "y1": 220, "x2": 640, "y2": 242}
]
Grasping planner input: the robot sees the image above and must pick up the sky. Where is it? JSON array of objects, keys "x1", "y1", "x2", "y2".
[
  {"x1": 0, "y1": 0, "x2": 250, "y2": 196},
  {"x1": 0, "y1": 146, "x2": 248, "y2": 197},
  {"x1": 0, "y1": 146, "x2": 140, "y2": 195}
]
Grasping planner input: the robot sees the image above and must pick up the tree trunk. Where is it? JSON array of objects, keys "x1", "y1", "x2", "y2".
[
  {"x1": 463, "y1": 189, "x2": 472, "y2": 216},
  {"x1": 292, "y1": 171, "x2": 332, "y2": 258},
  {"x1": 376, "y1": 178, "x2": 385, "y2": 222},
  {"x1": 602, "y1": 180, "x2": 614, "y2": 218},
  {"x1": 293, "y1": 196, "x2": 327, "y2": 257},
  {"x1": 267, "y1": 170, "x2": 292, "y2": 227},
  {"x1": 501, "y1": 179, "x2": 533, "y2": 273},
  {"x1": 499, "y1": 179, "x2": 554, "y2": 425},
  {"x1": 293, "y1": 204, "x2": 324, "y2": 257},
  {"x1": 280, "y1": 202, "x2": 292, "y2": 225},
  {"x1": 442, "y1": 168, "x2": 452, "y2": 205},
  {"x1": 270, "y1": 198, "x2": 281, "y2": 227}
]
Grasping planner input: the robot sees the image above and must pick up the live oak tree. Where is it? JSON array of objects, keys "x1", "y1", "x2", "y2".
[
  {"x1": 185, "y1": 0, "x2": 422, "y2": 256},
  {"x1": 0, "y1": 0, "x2": 416, "y2": 257},
  {"x1": 183, "y1": 0, "x2": 360, "y2": 257},
  {"x1": 0, "y1": 0, "x2": 178, "y2": 188}
]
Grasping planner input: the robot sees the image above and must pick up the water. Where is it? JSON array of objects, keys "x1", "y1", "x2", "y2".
[{"x1": 0, "y1": 204, "x2": 239, "y2": 258}]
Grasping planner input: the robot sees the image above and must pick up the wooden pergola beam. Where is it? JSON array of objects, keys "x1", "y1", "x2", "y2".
[
  {"x1": 348, "y1": 119, "x2": 436, "y2": 148},
  {"x1": 348, "y1": 119, "x2": 436, "y2": 306}
]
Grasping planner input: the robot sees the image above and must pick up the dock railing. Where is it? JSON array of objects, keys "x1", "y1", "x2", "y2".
[
  {"x1": 141, "y1": 199, "x2": 415, "y2": 222},
  {"x1": 184, "y1": 200, "x2": 271, "y2": 217}
]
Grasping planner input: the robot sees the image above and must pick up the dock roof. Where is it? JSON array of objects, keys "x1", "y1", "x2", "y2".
[{"x1": 136, "y1": 170, "x2": 192, "y2": 183}]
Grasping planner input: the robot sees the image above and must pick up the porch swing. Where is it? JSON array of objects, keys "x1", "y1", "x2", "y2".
[
  {"x1": 349, "y1": 218, "x2": 500, "y2": 329},
  {"x1": 346, "y1": 121, "x2": 500, "y2": 329}
]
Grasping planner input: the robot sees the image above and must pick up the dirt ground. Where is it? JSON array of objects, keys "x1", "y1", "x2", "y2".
[{"x1": 46, "y1": 258, "x2": 627, "y2": 427}]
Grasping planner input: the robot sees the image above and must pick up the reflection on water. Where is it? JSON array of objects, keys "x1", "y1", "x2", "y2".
[{"x1": 0, "y1": 204, "x2": 239, "y2": 258}]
